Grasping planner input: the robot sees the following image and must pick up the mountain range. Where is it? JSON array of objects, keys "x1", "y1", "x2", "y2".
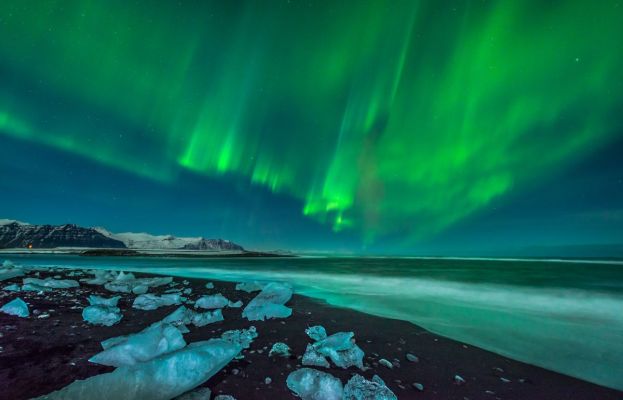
[{"x1": 0, "y1": 219, "x2": 244, "y2": 251}]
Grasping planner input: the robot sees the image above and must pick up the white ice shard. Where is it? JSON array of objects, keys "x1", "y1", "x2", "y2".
[
  {"x1": 235, "y1": 281, "x2": 265, "y2": 292},
  {"x1": 242, "y1": 282, "x2": 292, "y2": 321},
  {"x1": 160, "y1": 306, "x2": 223, "y2": 329},
  {"x1": 23, "y1": 277, "x2": 79, "y2": 289},
  {"x1": 81, "y1": 270, "x2": 115, "y2": 285},
  {"x1": 221, "y1": 326, "x2": 258, "y2": 350},
  {"x1": 21, "y1": 282, "x2": 52, "y2": 292},
  {"x1": 104, "y1": 275, "x2": 172, "y2": 294},
  {"x1": 3, "y1": 283, "x2": 21, "y2": 292},
  {"x1": 82, "y1": 305, "x2": 123, "y2": 326},
  {"x1": 175, "y1": 387, "x2": 212, "y2": 399},
  {"x1": 0, "y1": 267, "x2": 23, "y2": 282},
  {"x1": 307, "y1": 331, "x2": 364, "y2": 370},
  {"x1": 343, "y1": 374, "x2": 397, "y2": 400},
  {"x1": 302, "y1": 344, "x2": 330, "y2": 368},
  {"x1": 36, "y1": 339, "x2": 241, "y2": 400},
  {"x1": 268, "y1": 342, "x2": 291, "y2": 357},
  {"x1": 305, "y1": 325, "x2": 327, "y2": 341},
  {"x1": 194, "y1": 294, "x2": 229, "y2": 309},
  {"x1": 88, "y1": 295, "x2": 121, "y2": 307},
  {"x1": 90, "y1": 322, "x2": 186, "y2": 367},
  {"x1": 133, "y1": 293, "x2": 184, "y2": 310},
  {"x1": 286, "y1": 368, "x2": 343, "y2": 400},
  {"x1": 192, "y1": 309, "x2": 224, "y2": 327},
  {"x1": 0, "y1": 297, "x2": 29, "y2": 317},
  {"x1": 227, "y1": 300, "x2": 243, "y2": 308},
  {"x1": 162, "y1": 305, "x2": 195, "y2": 327}
]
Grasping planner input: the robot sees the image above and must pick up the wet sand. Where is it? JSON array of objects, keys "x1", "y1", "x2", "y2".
[{"x1": 0, "y1": 268, "x2": 621, "y2": 400}]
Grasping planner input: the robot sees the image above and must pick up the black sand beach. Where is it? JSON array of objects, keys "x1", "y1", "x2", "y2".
[{"x1": 1, "y1": 268, "x2": 621, "y2": 400}]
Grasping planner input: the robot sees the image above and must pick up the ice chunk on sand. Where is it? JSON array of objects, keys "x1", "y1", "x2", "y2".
[
  {"x1": 286, "y1": 368, "x2": 343, "y2": 400},
  {"x1": 343, "y1": 374, "x2": 397, "y2": 400},
  {"x1": 213, "y1": 396, "x2": 236, "y2": 400},
  {"x1": 162, "y1": 305, "x2": 195, "y2": 327},
  {"x1": 161, "y1": 306, "x2": 223, "y2": 328},
  {"x1": 21, "y1": 283, "x2": 52, "y2": 292},
  {"x1": 175, "y1": 387, "x2": 212, "y2": 399},
  {"x1": 309, "y1": 331, "x2": 365, "y2": 370},
  {"x1": 88, "y1": 295, "x2": 121, "y2": 307},
  {"x1": 0, "y1": 297, "x2": 29, "y2": 317},
  {"x1": 205, "y1": 282, "x2": 214, "y2": 289},
  {"x1": 104, "y1": 276, "x2": 172, "y2": 294},
  {"x1": 194, "y1": 294, "x2": 229, "y2": 309},
  {"x1": 91, "y1": 322, "x2": 186, "y2": 367},
  {"x1": 221, "y1": 326, "x2": 258, "y2": 350},
  {"x1": 3, "y1": 283, "x2": 21, "y2": 292},
  {"x1": 305, "y1": 325, "x2": 327, "y2": 342},
  {"x1": 235, "y1": 281, "x2": 265, "y2": 292},
  {"x1": 23, "y1": 277, "x2": 79, "y2": 289},
  {"x1": 228, "y1": 300, "x2": 243, "y2": 308},
  {"x1": 116, "y1": 271, "x2": 136, "y2": 281},
  {"x1": 242, "y1": 282, "x2": 292, "y2": 321},
  {"x1": 0, "y1": 267, "x2": 23, "y2": 282},
  {"x1": 269, "y1": 342, "x2": 291, "y2": 358},
  {"x1": 192, "y1": 309, "x2": 224, "y2": 327},
  {"x1": 133, "y1": 293, "x2": 184, "y2": 310},
  {"x1": 83, "y1": 305, "x2": 123, "y2": 326},
  {"x1": 302, "y1": 344, "x2": 331, "y2": 368},
  {"x1": 36, "y1": 339, "x2": 240, "y2": 400}
]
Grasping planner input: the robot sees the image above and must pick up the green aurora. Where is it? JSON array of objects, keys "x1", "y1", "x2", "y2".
[{"x1": 1, "y1": 0, "x2": 622, "y2": 243}]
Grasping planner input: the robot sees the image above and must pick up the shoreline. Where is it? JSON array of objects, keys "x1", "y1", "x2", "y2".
[
  {"x1": 1, "y1": 266, "x2": 621, "y2": 399},
  {"x1": 0, "y1": 248, "x2": 295, "y2": 258}
]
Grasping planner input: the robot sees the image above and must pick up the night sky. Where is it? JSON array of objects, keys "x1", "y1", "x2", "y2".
[{"x1": 1, "y1": 1, "x2": 622, "y2": 254}]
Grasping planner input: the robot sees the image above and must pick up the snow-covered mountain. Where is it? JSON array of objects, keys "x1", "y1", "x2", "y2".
[
  {"x1": 94, "y1": 228, "x2": 244, "y2": 251},
  {"x1": 0, "y1": 222, "x2": 125, "y2": 249},
  {"x1": 0, "y1": 219, "x2": 244, "y2": 251}
]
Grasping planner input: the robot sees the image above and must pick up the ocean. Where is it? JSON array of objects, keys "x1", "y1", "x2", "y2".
[{"x1": 4, "y1": 254, "x2": 623, "y2": 390}]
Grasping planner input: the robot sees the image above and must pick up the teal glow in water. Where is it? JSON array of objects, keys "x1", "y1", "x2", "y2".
[{"x1": 7, "y1": 254, "x2": 623, "y2": 390}]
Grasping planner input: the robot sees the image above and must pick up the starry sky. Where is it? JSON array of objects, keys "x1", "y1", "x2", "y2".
[{"x1": 0, "y1": 0, "x2": 622, "y2": 255}]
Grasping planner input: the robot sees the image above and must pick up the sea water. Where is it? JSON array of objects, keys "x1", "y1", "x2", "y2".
[{"x1": 5, "y1": 254, "x2": 623, "y2": 390}]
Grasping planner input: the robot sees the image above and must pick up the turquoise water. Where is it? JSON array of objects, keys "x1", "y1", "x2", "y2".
[{"x1": 5, "y1": 254, "x2": 623, "y2": 390}]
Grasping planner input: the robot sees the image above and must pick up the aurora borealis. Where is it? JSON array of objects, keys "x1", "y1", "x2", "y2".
[{"x1": 1, "y1": 0, "x2": 622, "y2": 252}]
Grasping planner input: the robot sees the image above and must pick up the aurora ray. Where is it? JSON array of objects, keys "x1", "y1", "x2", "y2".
[{"x1": 1, "y1": 0, "x2": 622, "y2": 245}]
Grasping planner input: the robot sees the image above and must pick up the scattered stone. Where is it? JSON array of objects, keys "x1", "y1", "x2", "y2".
[
  {"x1": 379, "y1": 359, "x2": 393, "y2": 369},
  {"x1": 406, "y1": 353, "x2": 419, "y2": 363},
  {"x1": 412, "y1": 383, "x2": 424, "y2": 391}
]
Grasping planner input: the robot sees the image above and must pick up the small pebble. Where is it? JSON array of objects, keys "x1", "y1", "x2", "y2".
[
  {"x1": 406, "y1": 353, "x2": 419, "y2": 363},
  {"x1": 379, "y1": 358, "x2": 393, "y2": 369},
  {"x1": 413, "y1": 383, "x2": 424, "y2": 391},
  {"x1": 454, "y1": 375, "x2": 466, "y2": 385},
  {"x1": 264, "y1": 377, "x2": 272, "y2": 385}
]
